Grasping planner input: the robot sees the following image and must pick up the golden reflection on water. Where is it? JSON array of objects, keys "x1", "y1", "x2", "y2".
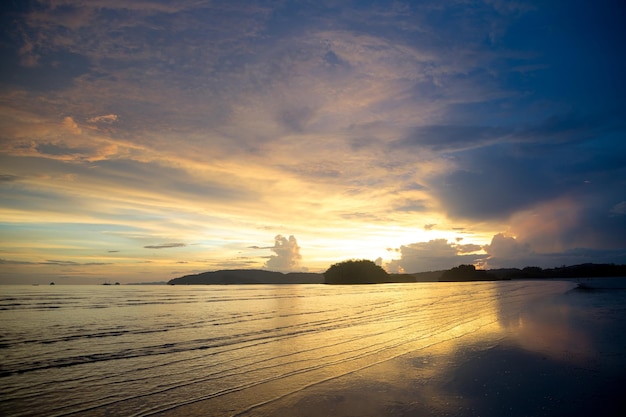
[
  {"x1": 1, "y1": 281, "x2": 589, "y2": 417},
  {"x1": 156, "y1": 282, "x2": 521, "y2": 416},
  {"x1": 500, "y1": 285, "x2": 592, "y2": 363},
  {"x1": 217, "y1": 282, "x2": 545, "y2": 417},
  {"x1": 251, "y1": 280, "x2": 603, "y2": 417}
]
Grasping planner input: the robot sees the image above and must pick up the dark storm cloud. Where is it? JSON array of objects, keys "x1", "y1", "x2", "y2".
[
  {"x1": 432, "y1": 147, "x2": 553, "y2": 221},
  {"x1": 426, "y1": 108, "x2": 626, "y2": 224},
  {"x1": 556, "y1": 196, "x2": 626, "y2": 250}
]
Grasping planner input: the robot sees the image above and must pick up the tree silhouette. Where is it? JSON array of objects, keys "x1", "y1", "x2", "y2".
[
  {"x1": 440, "y1": 264, "x2": 497, "y2": 281},
  {"x1": 324, "y1": 259, "x2": 390, "y2": 284}
]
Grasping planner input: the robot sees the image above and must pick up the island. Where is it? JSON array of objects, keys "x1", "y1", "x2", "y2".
[
  {"x1": 167, "y1": 263, "x2": 626, "y2": 285},
  {"x1": 168, "y1": 269, "x2": 324, "y2": 285}
]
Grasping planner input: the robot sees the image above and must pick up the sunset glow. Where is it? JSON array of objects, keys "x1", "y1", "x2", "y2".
[{"x1": 1, "y1": 1, "x2": 624, "y2": 283}]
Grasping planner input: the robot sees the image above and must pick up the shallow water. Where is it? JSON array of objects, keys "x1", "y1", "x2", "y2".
[
  {"x1": 255, "y1": 280, "x2": 626, "y2": 417},
  {"x1": 0, "y1": 281, "x2": 585, "y2": 416}
]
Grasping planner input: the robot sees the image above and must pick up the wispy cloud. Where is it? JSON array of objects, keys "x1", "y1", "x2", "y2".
[
  {"x1": 144, "y1": 243, "x2": 186, "y2": 249},
  {"x1": 1, "y1": 1, "x2": 624, "y2": 281},
  {"x1": 0, "y1": 258, "x2": 111, "y2": 266},
  {"x1": 87, "y1": 114, "x2": 118, "y2": 124}
]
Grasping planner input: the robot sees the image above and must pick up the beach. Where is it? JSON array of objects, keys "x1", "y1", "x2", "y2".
[
  {"x1": 231, "y1": 284, "x2": 626, "y2": 417},
  {"x1": 2, "y1": 281, "x2": 625, "y2": 417}
]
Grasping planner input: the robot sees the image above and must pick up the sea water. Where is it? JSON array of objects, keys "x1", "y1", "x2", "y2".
[{"x1": 0, "y1": 281, "x2": 584, "y2": 416}]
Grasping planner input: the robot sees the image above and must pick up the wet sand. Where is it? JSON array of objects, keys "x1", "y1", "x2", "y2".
[{"x1": 237, "y1": 286, "x2": 626, "y2": 417}]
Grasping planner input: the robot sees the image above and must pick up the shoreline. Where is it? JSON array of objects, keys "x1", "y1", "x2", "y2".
[{"x1": 231, "y1": 287, "x2": 626, "y2": 417}]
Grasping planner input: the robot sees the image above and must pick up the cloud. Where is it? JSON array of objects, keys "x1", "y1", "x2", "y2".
[
  {"x1": 0, "y1": 258, "x2": 37, "y2": 265},
  {"x1": 0, "y1": 113, "x2": 133, "y2": 163},
  {"x1": 505, "y1": 195, "x2": 626, "y2": 255},
  {"x1": 43, "y1": 260, "x2": 80, "y2": 265},
  {"x1": 385, "y1": 233, "x2": 626, "y2": 273},
  {"x1": 394, "y1": 199, "x2": 429, "y2": 213},
  {"x1": 144, "y1": 243, "x2": 186, "y2": 249},
  {"x1": 0, "y1": 258, "x2": 111, "y2": 266},
  {"x1": 36, "y1": 142, "x2": 92, "y2": 157},
  {"x1": 1, "y1": 1, "x2": 624, "y2": 282},
  {"x1": 88, "y1": 114, "x2": 118, "y2": 124},
  {"x1": 431, "y1": 148, "x2": 555, "y2": 221},
  {"x1": 396, "y1": 124, "x2": 512, "y2": 152},
  {"x1": 611, "y1": 201, "x2": 626, "y2": 215},
  {"x1": 386, "y1": 226, "x2": 622, "y2": 273},
  {"x1": 386, "y1": 239, "x2": 484, "y2": 273},
  {"x1": 62, "y1": 116, "x2": 82, "y2": 134},
  {"x1": 482, "y1": 233, "x2": 531, "y2": 263},
  {"x1": 482, "y1": 233, "x2": 626, "y2": 269},
  {"x1": 457, "y1": 243, "x2": 482, "y2": 253},
  {"x1": 265, "y1": 235, "x2": 302, "y2": 271},
  {"x1": 513, "y1": 112, "x2": 617, "y2": 145}
]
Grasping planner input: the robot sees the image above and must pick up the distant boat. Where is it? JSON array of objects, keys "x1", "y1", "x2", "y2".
[
  {"x1": 575, "y1": 277, "x2": 626, "y2": 290},
  {"x1": 49, "y1": 282, "x2": 55, "y2": 285}
]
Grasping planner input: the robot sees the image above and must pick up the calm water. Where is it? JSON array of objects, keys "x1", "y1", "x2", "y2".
[{"x1": 0, "y1": 281, "x2": 584, "y2": 416}]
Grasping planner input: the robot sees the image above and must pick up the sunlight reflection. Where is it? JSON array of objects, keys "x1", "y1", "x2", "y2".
[{"x1": 500, "y1": 285, "x2": 593, "y2": 363}]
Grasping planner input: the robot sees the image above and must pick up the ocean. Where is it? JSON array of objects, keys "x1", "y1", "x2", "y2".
[{"x1": 1, "y1": 280, "x2": 624, "y2": 416}]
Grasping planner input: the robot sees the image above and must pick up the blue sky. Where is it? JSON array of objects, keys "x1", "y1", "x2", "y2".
[{"x1": 1, "y1": 0, "x2": 625, "y2": 283}]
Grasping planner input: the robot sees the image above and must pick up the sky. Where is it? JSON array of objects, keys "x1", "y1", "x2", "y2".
[{"x1": 1, "y1": 0, "x2": 625, "y2": 284}]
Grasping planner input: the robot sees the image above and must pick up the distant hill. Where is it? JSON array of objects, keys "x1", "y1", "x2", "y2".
[
  {"x1": 489, "y1": 263, "x2": 626, "y2": 280},
  {"x1": 410, "y1": 263, "x2": 626, "y2": 282},
  {"x1": 168, "y1": 269, "x2": 324, "y2": 285},
  {"x1": 439, "y1": 264, "x2": 499, "y2": 282},
  {"x1": 167, "y1": 263, "x2": 626, "y2": 285},
  {"x1": 411, "y1": 270, "x2": 445, "y2": 282}
]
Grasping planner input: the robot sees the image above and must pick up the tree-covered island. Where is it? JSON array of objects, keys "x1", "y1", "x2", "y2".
[
  {"x1": 324, "y1": 259, "x2": 387, "y2": 284},
  {"x1": 166, "y1": 262, "x2": 626, "y2": 285}
]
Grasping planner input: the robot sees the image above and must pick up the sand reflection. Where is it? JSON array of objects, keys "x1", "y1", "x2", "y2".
[
  {"x1": 506, "y1": 298, "x2": 592, "y2": 363},
  {"x1": 247, "y1": 281, "x2": 621, "y2": 417}
]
